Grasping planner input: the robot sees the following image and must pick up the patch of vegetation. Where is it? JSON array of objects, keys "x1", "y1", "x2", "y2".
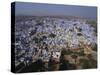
[
  {"x1": 86, "y1": 20, "x2": 97, "y2": 26},
  {"x1": 91, "y1": 43, "x2": 97, "y2": 51},
  {"x1": 61, "y1": 48, "x2": 73, "y2": 55},
  {"x1": 77, "y1": 49, "x2": 85, "y2": 56},
  {"x1": 71, "y1": 49, "x2": 85, "y2": 56},
  {"x1": 86, "y1": 20, "x2": 97, "y2": 32},
  {"x1": 79, "y1": 58, "x2": 97, "y2": 69}
]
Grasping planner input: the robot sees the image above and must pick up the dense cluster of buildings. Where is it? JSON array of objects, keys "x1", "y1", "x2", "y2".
[{"x1": 15, "y1": 16, "x2": 97, "y2": 71}]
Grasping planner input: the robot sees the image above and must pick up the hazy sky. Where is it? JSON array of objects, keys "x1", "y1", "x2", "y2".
[{"x1": 15, "y1": 2, "x2": 97, "y2": 19}]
